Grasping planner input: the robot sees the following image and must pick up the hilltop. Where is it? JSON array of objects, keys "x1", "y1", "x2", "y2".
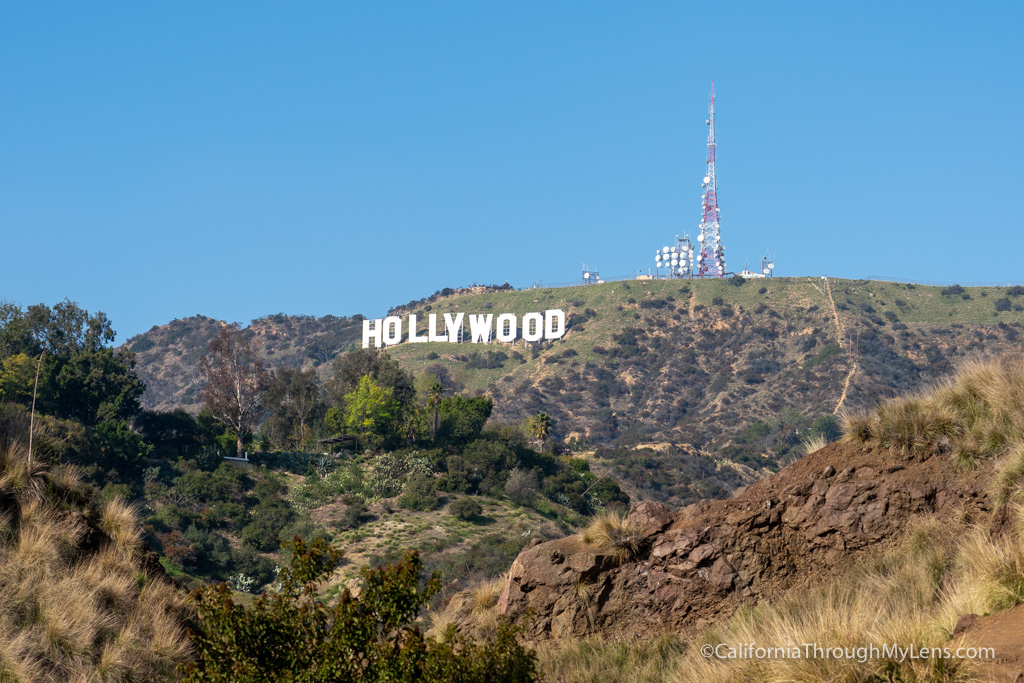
[{"x1": 127, "y1": 278, "x2": 1024, "y2": 504}]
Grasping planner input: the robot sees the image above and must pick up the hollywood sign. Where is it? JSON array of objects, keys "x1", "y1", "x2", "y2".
[{"x1": 362, "y1": 310, "x2": 566, "y2": 348}]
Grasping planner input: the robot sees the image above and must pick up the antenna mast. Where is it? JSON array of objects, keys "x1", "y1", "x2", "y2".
[{"x1": 696, "y1": 81, "x2": 727, "y2": 277}]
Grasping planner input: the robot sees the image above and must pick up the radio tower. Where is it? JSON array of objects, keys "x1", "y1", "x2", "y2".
[{"x1": 696, "y1": 81, "x2": 726, "y2": 277}]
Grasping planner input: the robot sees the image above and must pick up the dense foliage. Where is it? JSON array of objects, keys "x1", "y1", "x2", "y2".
[
  {"x1": 184, "y1": 538, "x2": 537, "y2": 682},
  {"x1": 0, "y1": 300, "x2": 147, "y2": 487}
]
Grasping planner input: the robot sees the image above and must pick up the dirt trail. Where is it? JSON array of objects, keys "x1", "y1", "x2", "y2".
[
  {"x1": 834, "y1": 361, "x2": 858, "y2": 415},
  {"x1": 822, "y1": 277, "x2": 857, "y2": 414},
  {"x1": 823, "y1": 277, "x2": 845, "y2": 350}
]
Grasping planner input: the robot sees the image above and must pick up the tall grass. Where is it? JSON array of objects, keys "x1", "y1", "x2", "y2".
[
  {"x1": 0, "y1": 437, "x2": 191, "y2": 681},
  {"x1": 801, "y1": 432, "x2": 829, "y2": 456},
  {"x1": 535, "y1": 634, "x2": 685, "y2": 683},
  {"x1": 844, "y1": 355, "x2": 1024, "y2": 471}
]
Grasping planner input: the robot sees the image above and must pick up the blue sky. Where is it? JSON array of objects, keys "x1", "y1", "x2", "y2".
[{"x1": 2, "y1": 2, "x2": 1022, "y2": 341}]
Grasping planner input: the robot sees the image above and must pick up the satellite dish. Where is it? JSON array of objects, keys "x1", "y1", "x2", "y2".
[
  {"x1": 663, "y1": 245, "x2": 670, "y2": 252},
  {"x1": 763, "y1": 268, "x2": 769, "y2": 274},
  {"x1": 698, "y1": 234, "x2": 705, "y2": 241},
  {"x1": 703, "y1": 176, "x2": 710, "y2": 184},
  {"x1": 768, "y1": 263, "x2": 775, "y2": 269},
  {"x1": 584, "y1": 272, "x2": 590, "y2": 279}
]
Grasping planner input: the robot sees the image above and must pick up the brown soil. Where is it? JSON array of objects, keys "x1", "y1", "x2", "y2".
[{"x1": 954, "y1": 606, "x2": 1024, "y2": 682}]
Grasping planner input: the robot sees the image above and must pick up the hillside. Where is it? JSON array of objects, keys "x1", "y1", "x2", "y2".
[
  {"x1": 446, "y1": 354, "x2": 1024, "y2": 682},
  {"x1": 126, "y1": 313, "x2": 364, "y2": 411},
  {"x1": 128, "y1": 279, "x2": 1024, "y2": 500},
  {"x1": 0, "y1": 417, "x2": 190, "y2": 681}
]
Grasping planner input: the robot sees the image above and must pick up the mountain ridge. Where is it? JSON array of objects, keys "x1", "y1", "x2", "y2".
[{"x1": 125, "y1": 278, "x2": 1024, "y2": 501}]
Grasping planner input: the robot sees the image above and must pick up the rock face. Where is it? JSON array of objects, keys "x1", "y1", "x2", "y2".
[{"x1": 493, "y1": 442, "x2": 991, "y2": 641}]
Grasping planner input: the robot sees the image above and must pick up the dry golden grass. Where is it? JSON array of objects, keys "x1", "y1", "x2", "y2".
[
  {"x1": 670, "y1": 517, "x2": 984, "y2": 683},
  {"x1": 582, "y1": 511, "x2": 638, "y2": 563},
  {"x1": 100, "y1": 497, "x2": 143, "y2": 556},
  {"x1": 840, "y1": 408, "x2": 875, "y2": 445},
  {"x1": 0, "y1": 439, "x2": 191, "y2": 682},
  {"x1": 470, "y1": 574, "x2": 505, "y2": 614},
  {"x1": 535, "y1": 634, "x2": 685, "y2": 683},
  {"x1": 844, "y1": 355, "x2": 1024, "y2": 470},
  {"x1": 992, "y1": 440, "x2": 1024, "y2": 507},
  {"x1": 801, "y1": 432, "x2": 829, "y2": 456},
  {"x1": 424, "y1": 600, "x2": 460, "y2": 641}
]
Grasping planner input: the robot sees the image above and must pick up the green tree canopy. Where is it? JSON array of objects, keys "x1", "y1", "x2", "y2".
[
  {"x1": 437, "y1": 395, "x2": 493, "y2": 448},
  {"x1": 344, "y1": 375, "x2": 401, "y2": 450},
  {"x1": 263, "y1": 367, "x2": 324, "y2": 450},
  {"x1": 326, "y1": 348, "x2": 415, "y2": 411},
  {"x1": 184, "y1": 538, "x2": 538, "y2": 682}
]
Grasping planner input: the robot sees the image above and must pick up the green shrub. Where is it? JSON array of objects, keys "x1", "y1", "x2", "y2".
[
  {"x1": 398, "y1": 473, "x2": 440, "y2": 511},
  {"x1": 450, "y1": 497, "x2": 483, "y2": 520},
  {"x1": 230, "y1": 546, "x2": 277, "y2": 589},
  {"x1": 184, "y1": 539, "x2": 538, "y2": 682}
]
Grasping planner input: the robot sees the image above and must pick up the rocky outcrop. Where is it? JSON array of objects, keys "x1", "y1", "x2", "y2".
[{"x1": 491, "y1": 441, "x2": 991, "y2": 641}]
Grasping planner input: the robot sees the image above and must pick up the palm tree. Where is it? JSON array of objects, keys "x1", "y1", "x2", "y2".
[
  {"x1": 530, "y1": 412, "x2": 552, "y2": 453},
  {"x1": 428, "y1": 378, "x2": 445, "y2": 441}
]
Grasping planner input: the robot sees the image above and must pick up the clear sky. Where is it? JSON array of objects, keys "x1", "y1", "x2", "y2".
[{"x1": 2, "y1": 2, "x2": 1022, "y2": 341}]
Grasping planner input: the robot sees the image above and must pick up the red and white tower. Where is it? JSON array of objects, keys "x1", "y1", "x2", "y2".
[{"x1": 696, "y1": 81, "x2": 726, "y2": 277}]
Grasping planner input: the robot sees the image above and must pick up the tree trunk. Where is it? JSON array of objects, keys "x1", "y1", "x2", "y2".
[{"x1": 236, "y1": 434, "x2": 244, "y2": 459}]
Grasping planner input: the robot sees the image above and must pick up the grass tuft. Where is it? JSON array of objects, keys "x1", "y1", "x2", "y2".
[
  {"x1": 100, "y1": 497, "x2": 143, "y2": 556},
  {"x1": 801, "y1": 432, "x2": 828, "y2": 456},
  {"x1": 992, "y1": 440, "x2": 1024, "y2": 507},
  {"x1": 582, "y1": 512, "x2": 638, "y2": 563},
  {"x1": 470, "y1": 575, "x2": 505, "y2": 614}
]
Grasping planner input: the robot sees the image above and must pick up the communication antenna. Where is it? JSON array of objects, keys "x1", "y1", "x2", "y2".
[
  {"x1": 581, "y1": 263, "x2": 601, "y2": 285},
  {"x1": 654, "y1": 234, "x2": 695, "y2": 279},
  {"x1": 761, "y1": 253, "x2": 776, "y2": 278},
  {"x1": 696, "y1": 81, "x2": 727, "y2": 278}
]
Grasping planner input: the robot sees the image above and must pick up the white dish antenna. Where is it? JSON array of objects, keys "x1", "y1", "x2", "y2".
[
  {"x1": 768, "y1": 263, "x2": 775, "y2": 269},
  {"x1": 583, "y1": 272, "x2": 590, "y2": 279},
  {"x1": 698, "y1": 234, "x2": 705, "y2": 242},
  {"x1": 703, "y1": 176, "x2": 710, "y2": 184}
]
